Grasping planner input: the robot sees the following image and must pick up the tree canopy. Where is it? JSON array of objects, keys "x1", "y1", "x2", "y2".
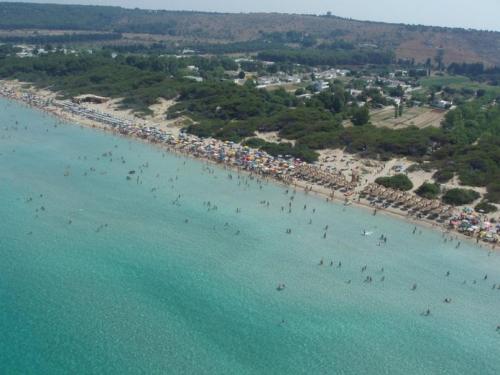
[
  {"x1": 375, "y1": 174, "x2": 414, "y2": 191},
  {"x1": 442, "y1": 188, "x2": 480, "y2": 206}
]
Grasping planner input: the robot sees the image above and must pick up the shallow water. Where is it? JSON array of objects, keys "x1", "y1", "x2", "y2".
[{"x1": 1, "y1": 98, "x2": 499, "y2": 375}]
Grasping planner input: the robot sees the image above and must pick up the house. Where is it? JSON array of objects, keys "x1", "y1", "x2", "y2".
[
  {"x1": 184, "y1": 76, "x2": 204, "y2": 82},
  {"x1": 297, "y1": 93, "x2": 313, "y2": 100},
  {"x1": 316, "y1": 69, "x2": 337, "y2": 80},
  {"x1": 285, "y1": 75, "x2": 301, "y2": 84},
  {"x1": 16, "y1": 51, "x2": 33, "y2": 58},
  {"x1": 395, "y1": 69, "x2": 409, "y2": 77},
  {"x1": 313, "y1": 81, "x2": 330, "y2": 92},
  {"x1": 257, "y1": 76, "x2": 280, "y2": 87},
  {"x1": 349, "y1": 89, "x2": 363, "y2": 98},
  {"x1": 433, "y1": 99, "x2": 453, "y2": 109}
]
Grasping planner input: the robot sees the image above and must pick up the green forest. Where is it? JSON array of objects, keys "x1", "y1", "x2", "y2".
[
  {"x1": 0, "y1": 52, "x2": 238, "y2": 114},
  {"x1": 257, "y1": 48, "x2": 395, "y2": 67}
]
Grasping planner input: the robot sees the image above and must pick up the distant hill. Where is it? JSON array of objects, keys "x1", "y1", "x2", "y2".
[{"x1": 1, "y1": 2, "x2": 500, "y2": 66}]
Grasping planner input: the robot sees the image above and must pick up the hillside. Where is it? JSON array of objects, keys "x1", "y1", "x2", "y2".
[{"x1": 1, "y1": 3, "x2": 500, "y2": 66}]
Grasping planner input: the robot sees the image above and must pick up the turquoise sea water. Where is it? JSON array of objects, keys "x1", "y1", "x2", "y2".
[{"x1": 0, "y1": 98, "x2": 499, "y2": 375}]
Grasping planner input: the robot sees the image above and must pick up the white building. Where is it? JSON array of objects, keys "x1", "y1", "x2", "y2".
[{"x1": 313, "y1": 81, "x2": 330, "y2": 92}]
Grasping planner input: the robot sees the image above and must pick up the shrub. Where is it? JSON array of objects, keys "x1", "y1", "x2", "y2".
[
  {"x1": 242, "y1": 138, "x2": 319, "y2": 163},
  {"x1": 433, "y1": 169, "x2": 454, "y2": 183},
  {"x1": 243, "y1": 137, "x2": 267, "y2": 149},
  {"x1": 406, "y1": 164, "x2": 422, "y2": 173},
  {"x1": 442, "y1": 188, "x2": 480, "y2": 206},
  {"x1": 415, "y1": 182, "x2": 440, "y2": 199},
  {"x1": 474, "y1": 200, "x2": 498, "y2": 214},
  {"x1": 351, "y1": 105, "x2": 370, "y2": 126},
  {"x1": 375, "y1": 174, "x2": 413, "y2": 191},
  {"x1": 485, "y1": 181, "x2": 500, "y2": 203}
]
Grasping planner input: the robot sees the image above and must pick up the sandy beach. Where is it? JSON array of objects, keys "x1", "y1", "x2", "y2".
[{"x1": 1, "y1": 79, "x2": 498, "y2": 249}]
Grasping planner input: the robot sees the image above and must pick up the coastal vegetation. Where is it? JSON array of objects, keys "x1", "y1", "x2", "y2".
[
  {"x1": 375, "y1": 174, "x2": 414, "y2": 191},
  {"x1": 442, "y1": 188, "x2": 480, "y2": 206},
  {"x1": 415, "y1": 182, "x2": 441, "y2": 199},
  {"x1": 243, "y1": 138, "x2": 319, "y2": 163},
  {"x1": 474, "y1": 200, "x2": 498, "y2": 213},
  {"x1": 0, "y1": 52, "x2": 236, "y2": 115},
  {"x1": 429, "y1": 101, "x2": 500, "y2": 200},
  {"x1": 485, "y1": 182, "x2": 500, "y2": 203},
  {"x1": 433, "y1": 169, "x2": 454, "y2": 183}
]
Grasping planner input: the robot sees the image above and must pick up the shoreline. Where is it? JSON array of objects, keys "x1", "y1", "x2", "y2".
[{"x1": 0, "y1": 81, "x2": 497, "y2": 251}]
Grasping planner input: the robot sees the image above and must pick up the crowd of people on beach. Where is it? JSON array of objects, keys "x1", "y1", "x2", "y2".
[
  {"x1": 362, "y1": 183, "x2": 499, "y2": 245},
  {"x1": 362, "y1": 183, "x2": 454, "y2": 218},
  {"x1": 449, "y1": 208, "x2": 500, "y2": 245},
  {"x1": 1, "y1": 83, "x2": 498, "y2": 246}
]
